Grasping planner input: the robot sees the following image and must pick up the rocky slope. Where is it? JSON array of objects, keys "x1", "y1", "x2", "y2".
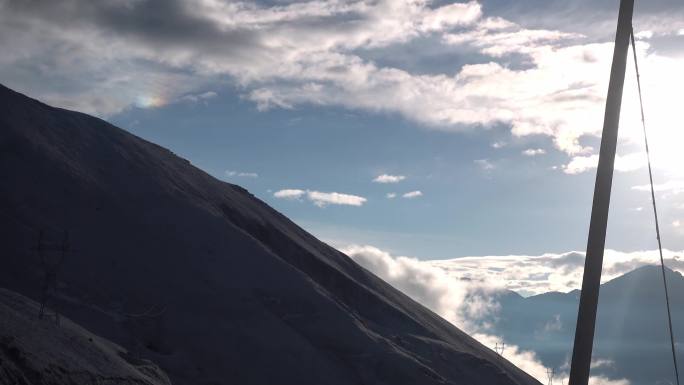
[
  {"x1": 0, "y1": 84, "x2": 540, "y2": 385},
  {"x1": 0, "y1": 288, "x2": 171, "y2": 385}
]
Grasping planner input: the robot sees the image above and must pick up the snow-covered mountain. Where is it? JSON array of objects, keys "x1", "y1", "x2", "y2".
[{"x1": 0, "y1": 84, "x2": 540, "y2": 385}]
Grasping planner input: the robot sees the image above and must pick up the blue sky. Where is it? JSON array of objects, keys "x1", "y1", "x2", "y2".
[
  {"x1": 109, "y1": 86, "x2": 641, "y2": 259},
  {"x1": 3, "y1": 0, "x2": 684, "y2": 260}
]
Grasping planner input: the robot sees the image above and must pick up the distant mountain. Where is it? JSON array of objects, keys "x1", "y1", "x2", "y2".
[
  {"x1": 0, "y1": 287, "x2": 171, "y2": 385},
  {"x1": 492, "y1": 265, "x2": 684, "y2": 385},
  {"x1": 0, "y1": 84, "x2": 540, "y2": 385}
]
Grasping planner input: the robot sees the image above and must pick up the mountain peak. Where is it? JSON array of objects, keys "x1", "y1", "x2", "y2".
[
  {"x1": 0, "y1": 84, "x2": 540, "y2": 385},
  {"x1": 604, "y1": 264, "x2": 682, "y2": 287}
]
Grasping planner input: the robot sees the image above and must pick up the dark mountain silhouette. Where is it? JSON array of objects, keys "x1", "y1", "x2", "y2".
[
  {"x1": 0, "y1": 84, "x2": 540, "y2": 385},
  {"x1": 493, "y1": 265, "x2": 684, "y2": 385},
  {"x1": 0, "y1": 287, "x2": 171, "y2": 385}
]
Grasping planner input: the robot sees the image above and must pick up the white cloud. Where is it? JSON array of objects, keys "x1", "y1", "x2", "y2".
[
  {"x1": 443, "y1": 19, "x2": 582, "y2": 57},
  {"x1": 589, "y1": 377, "x2": 629, "y2": 385},
  {"x1": 307, "y1": 190, "x2": 367, "y2": 207},
  {"x1": 342, "y1": 244, "x2": 632, "y2": 385},
  {"x1": 373, "y1": 174, "x2": 406, "y2": 183},
  {"x1": 562, "y1": 154, "x2": 598, "y2": 174},
  {"x1": 386, "y1": 192, "x2": 397, "y2": 199},
  {"x1": 591, "y1": 358, "x2": 616, "y2": 370},
  {"x1": 273, "y1": 189, "x2": 306, "y2": 200},
  {"x1": 610, "y1": 153, "x2": 647, "y2": 173},
  {"x1": 181, "y1": 91, "x2": 218, "y2": 103},
  {"x1": 474, "y1": 159, "x2": 495, "y2": 171},
  {"x1": 562, "y1": 153, "x2": 646, "y2": 174},
  {"x1": 341, "y1": 245, "x2": 499, "y2": 331},
  {"x1": 429, "y1": 249, "x2": 684, "y2": 297},
  {"x1": 543, "y1": 314, "x2": 562, "y2": 333},
  {"x1": 419, "y1": 2, "x2": 482, "y2": 32},
  {"x1": 491, "y1": 141, "x2": 506, "y2": 149},
  {"x1": 273, "y1": 189, "x2": 367, "y2": 207},
  {"x1": 522, "y1": 148, "x2": 546, "y2": 156},
  {"x1": 0, "y1": 0, "x2": 482, "y2": 115},
  {"x1": 402, "y1": 190, "x2": 423, "y2": 199},
  {"x1": 4, "y1": 0, "x2": 684, "y2": 180},
  {"x1": 633, "y1": 180, "x2": 684, "y2": 195},
  {"x1": 634, "y1": 30, "x2": 654, "y2": 40},
  {"x1": 225, "y1": 170, "x2": 258, "y2": 178}
]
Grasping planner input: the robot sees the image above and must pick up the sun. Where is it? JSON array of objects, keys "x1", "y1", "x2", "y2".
[{"x1": 618, "y1": 43, "x2": 684, "y2": 180}]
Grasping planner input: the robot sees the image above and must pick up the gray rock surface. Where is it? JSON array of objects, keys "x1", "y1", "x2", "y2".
[{"x1": 0, "y1": 288, "x2": 171, "y2": 385}]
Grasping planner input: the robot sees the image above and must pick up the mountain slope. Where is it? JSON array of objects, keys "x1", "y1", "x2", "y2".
[
  {"x1": 494, "y1": 265, "x2": 684, "y2": 385},
  {"x1": 0, "y1": 287, "x2": 171, "y2": 385},
  {"x1": 0, "y1": 84, "x2": 540, "y2": 385}
]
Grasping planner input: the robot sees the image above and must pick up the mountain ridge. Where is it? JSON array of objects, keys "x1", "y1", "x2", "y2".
[
  {"x1": 0, "y1": 83, "x2": 540, "y2": 385},
  {"x1": 493, "y1": 263, "x2": 684, "y2": 385}
]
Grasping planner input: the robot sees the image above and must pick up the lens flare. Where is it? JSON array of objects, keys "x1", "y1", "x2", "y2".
[{"x1": 134, "y1": 95, "x2": 166, "y2": 109}]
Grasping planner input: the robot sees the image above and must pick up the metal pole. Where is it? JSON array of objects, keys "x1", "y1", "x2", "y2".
[{"x1": 568, "y1": 0, "x2": 634, "y2": 384}]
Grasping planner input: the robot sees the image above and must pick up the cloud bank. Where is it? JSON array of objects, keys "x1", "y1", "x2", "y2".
[
  {"x1": 429, "y1": 249, "x2": 684, "y2": 297},
  {"x1": 342, "y1": 244, "x2": 636, "y2": 384},
  {"x1": 2, "y1": 0, "x2": 683, "y2": 168}
]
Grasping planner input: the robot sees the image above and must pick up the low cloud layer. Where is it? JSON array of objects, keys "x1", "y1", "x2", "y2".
[
  {"x1": 341, "y1": 245, "x2": 499, "y2": 332},
  {"x1": 274, "y1": 188, "x2": 367, "y2": 207},
  {"x1": 429, "y1": 249, "x2": 684, "y2": 296},
  {"x1": 342, "y1": 244, "x2": 635, "y2": 384}
]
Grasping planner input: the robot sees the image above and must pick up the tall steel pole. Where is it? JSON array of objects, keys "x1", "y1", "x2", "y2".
[{"x1": 568, "y1": 0, "x2": 634, "y2": 384}]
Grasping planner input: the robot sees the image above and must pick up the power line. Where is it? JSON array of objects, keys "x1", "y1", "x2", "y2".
[
  {"x1": 34, "y1": 229, "x2": 70, "y2": 324},
  {"x1": 629, "y1": 26, "x2": 680, "y2": 385}
]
